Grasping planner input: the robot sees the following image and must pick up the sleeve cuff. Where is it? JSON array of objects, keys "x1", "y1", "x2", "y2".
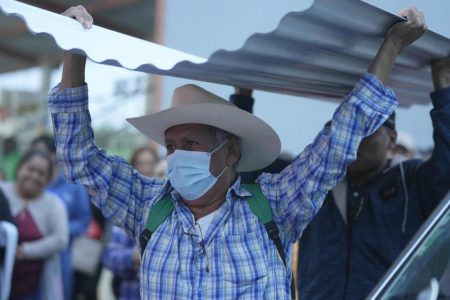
[
  {"x1": 430, "y1": 86, "x2": 450, "y2": 109},
  {"x1": 48, "y1": 83, "x2": 89, "y2": 113},
  {"x1": 352, "y1": 72, "x2": 398, "y2": 114}
]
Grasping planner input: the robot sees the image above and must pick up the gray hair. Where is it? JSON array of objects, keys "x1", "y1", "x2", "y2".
[
  {"x1": 208, "y1": 126, "x2": 241, "y2": 169},
  {"x1": 215, "y1": 128, "x2": 230, "y2": 146}
]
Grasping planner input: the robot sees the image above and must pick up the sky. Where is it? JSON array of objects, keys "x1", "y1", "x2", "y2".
[{"x1": 0, "y1": 0, "x2": 449, "y2": 156}]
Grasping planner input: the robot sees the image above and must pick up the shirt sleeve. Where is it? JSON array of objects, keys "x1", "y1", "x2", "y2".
[
  {"x1": 258, "y1": 73, "x2": 398, "y2": 243},
  {"x1": 69, "y1": 185, "x2": 92, "y2": 238},
  {"x1": 416, "y1": 86, "x2": 450, "y2": 215},
  {"x1": 102, "y1": 226, "x2": 137, "y2": 276},
  {"x1": 48, "y1": 84, "x2": 166, "y2": 239}
]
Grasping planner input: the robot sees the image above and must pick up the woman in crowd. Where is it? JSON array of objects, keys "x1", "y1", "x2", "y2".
[{"x1": 0, "y1": 150, "x2": 68, "y2": 300}]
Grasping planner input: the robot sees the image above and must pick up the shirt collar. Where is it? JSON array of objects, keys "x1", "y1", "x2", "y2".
[{"x1": 228, "y1": 176, "x2": 252, "y2": 198}]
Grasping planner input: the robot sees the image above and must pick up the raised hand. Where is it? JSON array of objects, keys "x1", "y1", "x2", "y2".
[
  {"x1": 62, "y1": 5, "x2": 93, "y2": 29},
  {"x1": 368, "y1": 7, "x2": 427, "y2": 84},
  {"x1": 386, "y1": 7, "x2": 427, "y2": 53},
  {"x1": 59, "y1": 5, "x2": 94, "y2": 89}
]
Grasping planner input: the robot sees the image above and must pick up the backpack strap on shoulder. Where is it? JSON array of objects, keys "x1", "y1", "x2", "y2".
[
  {"x1": 242, "y1": 183, "x2": 294, "y2": 299},
  {"x1": 241, "y1": 184, "x2": 287, "y2": 266},
  {"x1": 139, "y1": 194, "x2": 174, "y2": 255}
]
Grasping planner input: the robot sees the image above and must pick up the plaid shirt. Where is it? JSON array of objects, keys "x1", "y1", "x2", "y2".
[
  {"x1": 49, "y1": 73, "x2": 396, "y2": 299},
  {"x1": 102, "y1": 226, "x2": 140, "y2": 300}
]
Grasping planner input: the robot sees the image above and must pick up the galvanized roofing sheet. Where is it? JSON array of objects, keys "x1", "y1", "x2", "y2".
[
  {"x1": 0, "y1": 0, "x2": 156, "y2": 73},
  {"x1": 1, "y1": 0, "x2": 450, "y2": 107}
]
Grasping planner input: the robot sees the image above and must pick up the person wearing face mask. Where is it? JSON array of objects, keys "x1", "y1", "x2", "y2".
[
  {"x1": 296, "y1": 56, "x2": 450, "y2": 300},
  {"x1": 48, "y1": 5, "x2": 425, "y2": 299},
  {"x1": 0, "y1": 150, "x2": 68, "y2": 300}
]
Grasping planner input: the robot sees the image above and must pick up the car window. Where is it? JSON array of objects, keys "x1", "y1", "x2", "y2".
[{"x1": 369, "y1": 192, "x2": 450, "y2": 300}]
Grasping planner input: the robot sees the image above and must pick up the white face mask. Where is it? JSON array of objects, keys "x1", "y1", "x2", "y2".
[{"x1": 167, "y1": 141, "x2": 228, "y2": 201}]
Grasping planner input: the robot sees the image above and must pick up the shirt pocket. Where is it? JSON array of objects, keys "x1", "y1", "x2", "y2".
[{"x1": 222, "y1": 230, "x2": 268, "y2": 285}]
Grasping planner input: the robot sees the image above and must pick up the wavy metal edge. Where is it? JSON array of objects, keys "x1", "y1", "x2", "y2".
[
  {"x1": 0, "y1": 0, "x2": 206, "y2": 71},
  {"x1": 2, "y1": 0, "x2": 450, "y2": 107}
]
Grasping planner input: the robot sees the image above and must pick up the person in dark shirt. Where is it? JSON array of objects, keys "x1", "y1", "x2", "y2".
[{"x1": 296, "y1": 56, "x2": 450, "y2": 300}]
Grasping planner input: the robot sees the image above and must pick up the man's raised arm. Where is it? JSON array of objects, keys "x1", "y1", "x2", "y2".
[
  {"x1": 416, "y1": 56, "x2": 450, "y2": 215},
  {"x1": 258, "y1": 7, "x2": 427, "y2": 243},
  {"x1": 369, "y1": 8, "x2": 426, "y2": 84},
  {"x1": 60, "y1": 6, "x2": 92, "y2": 89}
]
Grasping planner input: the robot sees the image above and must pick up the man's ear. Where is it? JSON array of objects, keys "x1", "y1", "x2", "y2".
[
  {"x1": 388, "y1": 129, "x2": 398, "y2": 151},
  {"x1": 226, "y1": 137, "x2": 241, "y2": 168}
]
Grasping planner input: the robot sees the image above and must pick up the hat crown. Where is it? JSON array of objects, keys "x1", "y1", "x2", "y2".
[
  {"x1": 171, "y1": 84, "x2": 235, "y2": 108},
  {"x1": 127, "y1": 83, "x2": 281, "y2": 172}
]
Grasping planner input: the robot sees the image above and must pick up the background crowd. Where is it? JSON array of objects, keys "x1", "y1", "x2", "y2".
[{"x1": 0, "y1": 136, "x2": 168, "y2": 300}]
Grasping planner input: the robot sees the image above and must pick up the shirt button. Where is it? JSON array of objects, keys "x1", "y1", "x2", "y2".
[{"x1": 353, "y1": 192, "x2": 359, "y2": 197}]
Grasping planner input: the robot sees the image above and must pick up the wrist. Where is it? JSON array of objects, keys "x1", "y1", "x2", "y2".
[
  {"x1": 368, "y1": 39, "x2": 400, "y2": 84},
  {"x1": 381, "y1": 38, "x2": 403, "y2": 56},
  {"x1": 63, "y1": 52, "x2": 86, "y2": 67},
  {"x1": 433, "y1": 74, "x2": 450, "y2": 90},
  {"x1": 61, "y1": 52, "x2": 86, "y2": 89},
  {"x1": 432, "y1": 60, "x2": 450, "y2": 90}
]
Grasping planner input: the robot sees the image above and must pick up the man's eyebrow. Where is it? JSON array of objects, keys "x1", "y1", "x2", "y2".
[
  {"x1": 164, "y1": 137, "x2": 174, "y2": 144},
  {"x1": 184, "y1": 134, "x2": 200, "y2": 140}
]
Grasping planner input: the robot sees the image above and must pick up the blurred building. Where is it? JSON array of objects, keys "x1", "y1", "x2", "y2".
[{"x1": 0, "y1": 0, "x2": 166, "y2": 177}]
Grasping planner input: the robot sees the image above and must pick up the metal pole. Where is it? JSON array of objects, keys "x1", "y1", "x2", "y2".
[
  {"x1": 39, "y1": 62, "x2": 52, "y2": 133},
  {"x1": 145, "y1": 0, "x2": 166, "y2": 153}
]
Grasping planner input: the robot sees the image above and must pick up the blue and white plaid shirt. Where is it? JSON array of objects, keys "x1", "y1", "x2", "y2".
[
  {"x1": 49, "y1": 73, "x2": 397, "y2": 299},
  {"x1": 102, "y1": 226, "x2": 140, "y2": 300}
]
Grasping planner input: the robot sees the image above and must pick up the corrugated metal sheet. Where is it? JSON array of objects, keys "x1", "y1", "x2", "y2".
[
  {"x1": 0, "y1": 0, "x2": 156, "y2": 73},
  {"x1": 2, "y1": 0, "x2": 450, "y2": 107}
]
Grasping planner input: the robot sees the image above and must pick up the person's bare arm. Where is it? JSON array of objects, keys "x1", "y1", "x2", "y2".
[
  {"x1": 369, "y1": 7, "x2": 426, "y2": 84},
  {"x1": 60, "y1": 6, "x2": 93, "y2": 89},
  {"x1": 432, "y1": 56, "x2": 450, "y2": 90}
]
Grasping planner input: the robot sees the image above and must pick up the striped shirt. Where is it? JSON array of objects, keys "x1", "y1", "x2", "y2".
[{"x1": 48, "y1": 73, "x2": 397, "y2": 299}]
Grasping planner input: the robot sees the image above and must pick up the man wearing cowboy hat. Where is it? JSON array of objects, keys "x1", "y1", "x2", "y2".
[{"x1": 49, "y1": 5, "x2": 426, "y2": 299}]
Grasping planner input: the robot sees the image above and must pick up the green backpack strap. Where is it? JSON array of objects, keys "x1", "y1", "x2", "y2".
[
  {"x1": 139, "y1": 185, "x2": 294, "y2": 298},
  {"x1": 139, "y1": 194, "x2": 174, "y2": 255},
  {"x1": 140, "y1": 185, "x2": 287, "y2": 265},
  {"x1": 242, "y1": 183, "x2": 273, "y2": 223},
  {"x1": 241, "y1": 184, "x2": 287, "y2": 266},
  {"x1": 242, "y1": 183, "x2": 295, "y2": 300}
]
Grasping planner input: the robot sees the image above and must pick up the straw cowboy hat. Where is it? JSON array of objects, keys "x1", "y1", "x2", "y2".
[{"x1": 127, "y1": 84, "x2": 281, "y2": 172}]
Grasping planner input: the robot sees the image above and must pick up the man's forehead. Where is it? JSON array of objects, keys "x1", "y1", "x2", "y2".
[{"x1": 164, "y1": 123, "x2": 217, "y2": 139}]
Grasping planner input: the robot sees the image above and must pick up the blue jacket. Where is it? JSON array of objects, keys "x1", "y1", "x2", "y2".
[
  {"x1": 47, "y1": 173, "x2": 91, "y2": 240},
  {"x1": 297, "y1": 87, "x2": 450, "y2": 300}
]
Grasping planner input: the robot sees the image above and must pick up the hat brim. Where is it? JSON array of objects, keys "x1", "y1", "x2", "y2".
[{"x1": 127, "y1": 103, "x2": 281, "y2": 172}]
